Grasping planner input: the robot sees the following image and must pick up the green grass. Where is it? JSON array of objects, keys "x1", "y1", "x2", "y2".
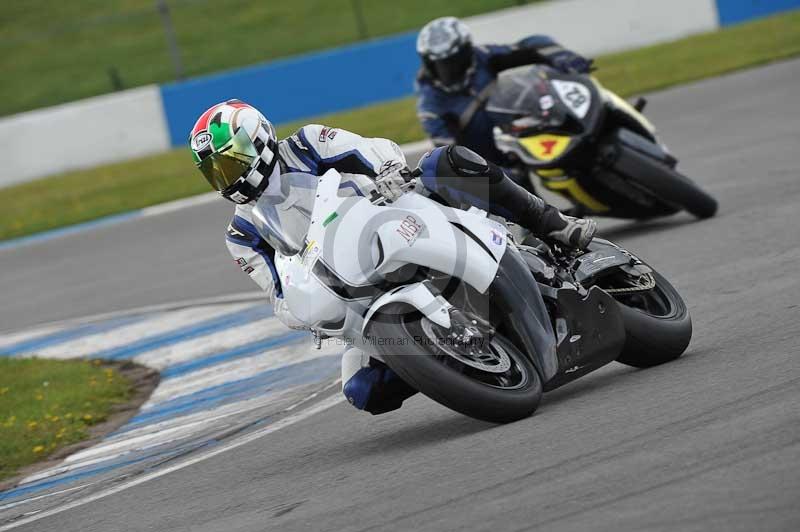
[
  {"x1": 0, "y1": 0, "x2": 536, "y2": 116},
  {"x1": 0, "y1": 358, "x2": 131, "y2": 481},
  {"x1": 1, "y1": 9, "x2": 799, "y2": 242}
]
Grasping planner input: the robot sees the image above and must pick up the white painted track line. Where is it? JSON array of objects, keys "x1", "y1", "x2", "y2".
[{"x1": 0, "y1": 392, "x2": 343, "y2": 531}]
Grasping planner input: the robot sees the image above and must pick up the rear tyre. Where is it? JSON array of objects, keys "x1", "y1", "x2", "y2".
[
  {"x1": 614, "y1": 144, "x2": 718, "y2": 219},
  {"x1": 613, "y1": 271, "x2": 692, "y2": 368},
  {"x1": 366, "y1": 303, "x2": 543, "y2": 423}
]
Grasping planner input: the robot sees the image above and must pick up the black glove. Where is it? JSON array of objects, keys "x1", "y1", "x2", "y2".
[{"x1": 550, "y1": 51, "x2": 593, "y2": 74}]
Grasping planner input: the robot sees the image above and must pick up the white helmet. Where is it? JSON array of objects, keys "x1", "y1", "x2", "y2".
[{"x1": 417, "y1": 17, "x2": 474, "y2": 92}]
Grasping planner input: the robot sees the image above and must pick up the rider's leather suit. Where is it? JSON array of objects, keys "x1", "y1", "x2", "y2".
[{"x1": 226, "y1": 124, "x2": 562, "y2": 414}]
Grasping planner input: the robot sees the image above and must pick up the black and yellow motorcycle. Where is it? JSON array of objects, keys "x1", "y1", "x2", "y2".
[{"x1": 487, "y1": 66, "x2": 718, "y2": 219}]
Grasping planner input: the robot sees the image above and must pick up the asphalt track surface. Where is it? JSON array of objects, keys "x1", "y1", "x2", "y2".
[{"x1": 3, "y1": 59, "x2": 800, "y2": 531}]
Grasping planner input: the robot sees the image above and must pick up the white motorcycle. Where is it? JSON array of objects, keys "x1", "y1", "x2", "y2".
[{"x1": 252, "y1": 169, "x2": 692, "y2": 423}]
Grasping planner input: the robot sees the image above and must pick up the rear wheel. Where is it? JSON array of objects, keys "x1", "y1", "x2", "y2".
[
  {"x1": 366, "y1": 303, "x2": 543, "y2": 423},
  {"x1": 613, "y1": 144, "x2": 718, "y2": 219},
  {"x1": 608, "y1": 271, "x2": 692, "y2": 368}
]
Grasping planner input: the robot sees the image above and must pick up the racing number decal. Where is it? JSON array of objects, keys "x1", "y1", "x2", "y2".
[
  {"x1": 519, "y1": 134, "x2": 572, "y2": 161},
  {"x1": 564, "y1": 87, "x2": 587, "y2": 107},
  {"x1": 552, "y1": 80, "x2": 592, "y2": 119}
]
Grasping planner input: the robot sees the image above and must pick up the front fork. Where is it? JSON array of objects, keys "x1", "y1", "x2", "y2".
[{"x1": 487, "y1": 245, "x2": 559, "y2": 382}]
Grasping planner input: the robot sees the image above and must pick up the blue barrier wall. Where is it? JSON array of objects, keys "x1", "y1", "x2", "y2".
[
  {"x1": 158, "y1": 0, "x2": 799, "y2": 148},
  {"x1": 716, "y1": 0, "x2": 800, "y2": 25},
  {"x1": 160, "y1": 32, "x2": 419, "y2": 146}
]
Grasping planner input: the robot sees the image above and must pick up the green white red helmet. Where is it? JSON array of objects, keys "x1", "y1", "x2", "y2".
[{"x1": 189, "y1": 99, "x2": 279, "y2": 204}]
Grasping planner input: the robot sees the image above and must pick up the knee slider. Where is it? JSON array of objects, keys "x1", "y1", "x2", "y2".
[
  {"x1": 446, "y1": 145, "x2": 490, "y2": 176},
  {"x1": 342, "y1": 362, "x2": 416, "y2": 415},
  {"x1": 445, "y1": 145, "x2": 506, "y2": 184},
  {"x1": 343, "y1": 366, "x2": 380, "y2": 411}
]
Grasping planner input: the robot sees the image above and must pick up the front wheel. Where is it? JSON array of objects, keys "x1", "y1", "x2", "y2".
[
  {"x1": 611, "y1": 271, "x2": 692, "y2": 368},
  {"x1": 613, "y1": 144, "x2": 718, "y2": 219},
  {"x1": 365, "y1": 304, "x2": 543, "y2": 423}
]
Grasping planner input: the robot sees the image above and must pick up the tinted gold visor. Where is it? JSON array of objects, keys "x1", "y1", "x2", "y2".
[{"x1": 198, "y1": 128, "x2": 259, "y2": 191}]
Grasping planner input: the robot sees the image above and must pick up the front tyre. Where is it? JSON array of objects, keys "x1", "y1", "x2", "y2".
[
  {"x1": 613, "y1": 144, "x2": 718, "y2": 219},
  {"x1": 365, "y1": 304, "x2": 543, "y2": 423},
  {"x1": 613, "y1": 271, "x2": 692, "y2": 368}
]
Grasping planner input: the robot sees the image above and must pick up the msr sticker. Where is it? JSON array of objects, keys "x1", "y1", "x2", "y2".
[{"x1": 396, "y1": 215, "x2": 424, "y2": 246}]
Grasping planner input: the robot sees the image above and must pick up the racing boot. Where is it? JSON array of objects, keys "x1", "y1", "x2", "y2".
[
  {"x1": 430, "y1": 145, "x2": 596, "y2": 249},
  {"x1": 494, "y1": 174, "x2": 596, "y2": 249},
  {"x1": 538, "y1": 205, "x2": 597, "y2": 249}
]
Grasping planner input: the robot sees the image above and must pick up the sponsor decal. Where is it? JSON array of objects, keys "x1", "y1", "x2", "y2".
[
  {"x1": 539, "y1": 95, "x2": 555, "y2": 110},
  {"x1": 301, "y1": 240, "x2": 321, "y2": 265},
  {"x1": 396, "y1": 215, "x2": 424, "y2": 246},
  {"x1": 319, "y1": 127, "x2": 338, "y2": 142},
  {"x1": 290, "y1": 134, "x2": 308, "y2": 151},
  {"x1": 228, "y1": 191, "x2": 249, "y2": 203},
  {"x1": 490, "y1": 229, "x2": 504, "y2": 246},
  {"x1": 519, "y1": 134, "x2": 572, "y2": 161},
  {"x1": 227, "y1": 223, "x2": 246, "y2": 238},
  {"x1": 378, "y1": 159, "x2": 403, "y2": 178},
  {"x1": 540, "y1": 140, "x2": 557, "y2": 156},
  {"x1": 191, "y1": 131, "x2": 212, "y2": 151},
  {"x1": 235, "y1": 257, "x2": 255, "y2": 275}
]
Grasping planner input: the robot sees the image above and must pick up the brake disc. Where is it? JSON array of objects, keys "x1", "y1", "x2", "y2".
[{"x1": 420, "y1": 318, "x2": 512, "y2": 374}]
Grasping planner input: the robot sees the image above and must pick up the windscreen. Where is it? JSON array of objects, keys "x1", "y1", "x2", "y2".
[
  {"x1": 251, "y1": 172, "x2": 318, "y2": 256},
  {"x1": 486, "y1": 66, "x2": 567, "y2": 133}
]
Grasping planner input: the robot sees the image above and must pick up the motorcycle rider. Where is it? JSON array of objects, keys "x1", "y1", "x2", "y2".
[
  {"x1": 189, "y1": 99, "x2": 596, "y2": 414},
  {"x1": 416, "y1": 16, "x2": 593, "y2": 164}
]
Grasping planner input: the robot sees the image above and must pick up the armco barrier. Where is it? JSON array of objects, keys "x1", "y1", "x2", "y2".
[
  {"x1": 160, "y1": 0, "x2": 719, "y2": 148},
  {"x1": 715, "y1": 0, "x2": 800, "y2": 25}
]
